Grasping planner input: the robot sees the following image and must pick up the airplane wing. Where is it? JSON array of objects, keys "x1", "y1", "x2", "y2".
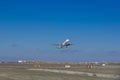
[{"x1": 53, "y1": 44, "x2": 60, "y2": 46}]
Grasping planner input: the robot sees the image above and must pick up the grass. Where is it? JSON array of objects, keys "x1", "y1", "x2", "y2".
[{"x1": 0, "y1": 63, "x2": 119, "y2": 80}]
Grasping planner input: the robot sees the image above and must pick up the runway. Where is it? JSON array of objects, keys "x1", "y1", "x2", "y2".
[{"x1": 28, "y1": 68, "x2": 120, "y2": 79}]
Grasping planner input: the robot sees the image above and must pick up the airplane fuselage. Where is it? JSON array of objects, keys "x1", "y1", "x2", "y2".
[{"x1": 59, "y1": 39, "x2": 71, "y2": 48}]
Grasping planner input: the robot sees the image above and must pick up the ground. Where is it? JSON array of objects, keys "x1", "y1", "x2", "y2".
[{"x1": 0, "y1": 62, "x2": 120, "y2": 80}]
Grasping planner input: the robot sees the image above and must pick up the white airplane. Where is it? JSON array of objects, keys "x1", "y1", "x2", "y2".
[{"x1": 54, "y1": 39, "x2": 71, "y2": 48}]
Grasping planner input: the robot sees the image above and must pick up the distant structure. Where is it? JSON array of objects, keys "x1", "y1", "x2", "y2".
[
  {"x1": 65, "y1": 65, "x2": 71, "y2": 68},
  {"x1": 102, "y1": 63, "x2": 106, "y2": 67},
  {"x1": 18, "y1": 60, "x2": 27, "y2": 63}
]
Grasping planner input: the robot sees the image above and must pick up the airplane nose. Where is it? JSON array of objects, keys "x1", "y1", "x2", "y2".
[{"x1": 66, "y1": 39, "x2": 69, "y2": 41}]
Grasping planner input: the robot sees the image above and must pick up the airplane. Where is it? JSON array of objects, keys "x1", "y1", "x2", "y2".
[{"x1": 54, "y1": 39, "x2": 72, "y2": 48}]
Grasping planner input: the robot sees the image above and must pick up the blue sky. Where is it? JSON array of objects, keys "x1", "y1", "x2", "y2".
[{"x1": 0, "y1": 0, "x2": 120, "y2": 62}]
